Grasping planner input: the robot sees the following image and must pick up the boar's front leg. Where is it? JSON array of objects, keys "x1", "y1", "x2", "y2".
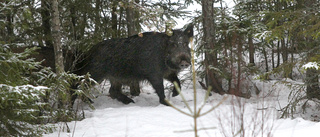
[
  {"x1": 109, "y1": 80, "x2": 134, "y2": 104},
  {"x1": 165, "y1": 72, "x2": 181, "y2": 97},
  {"x1": 148, "y1": 76, "x2": 169, "y2": 106}
]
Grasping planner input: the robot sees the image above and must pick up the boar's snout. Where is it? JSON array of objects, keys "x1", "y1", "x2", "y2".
[
  {"x1": 179, "y1": 60, "x2": 190, "y2": 69},
  {"x1": 177, "y1": 53, "x2": 191, "y2": 69}
]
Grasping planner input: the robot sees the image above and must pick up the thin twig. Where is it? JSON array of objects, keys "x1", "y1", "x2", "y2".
[
  {"x1": 199, "y1": 96, "x2": 228, "y2": 117},
  {"x1": 197, "y1": 87, "x2": 212, "y2": 116},
  {"x1": 174, "y1": 127, "x2": 217, "y2": 133},
  {"x1": 165, "y1": 100, "x2": 193, "y2": 117},
  {"x1": 173, "y1": 82, "x2": 193, "y2": 114}
]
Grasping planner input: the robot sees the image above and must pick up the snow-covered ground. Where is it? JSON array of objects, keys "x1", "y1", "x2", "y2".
[{"x1": 44, "y1": 78, "x2": 320, "y2": 137}]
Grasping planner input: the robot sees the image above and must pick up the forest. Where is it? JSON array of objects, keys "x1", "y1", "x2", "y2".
[{"x1": 1, "y1": 0, "x2": 320, "y2": 136}]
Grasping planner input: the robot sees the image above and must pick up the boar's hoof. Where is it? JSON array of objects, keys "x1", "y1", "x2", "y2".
[
  {"x1": 119, "y1": 97, "x2": 135, "y2": 104},
  {"x1": 110, "y1": 94, "x2": 134, "y2": 104},
  {"x1": 172, "y1": 92, "x2": 179, "y2": 97},
  {"x1": 160, "y1": 99, "x2": 170, "y2": 106},
  {"x1": 172, "y1": 88, "x2": 179, "y2": 97}
]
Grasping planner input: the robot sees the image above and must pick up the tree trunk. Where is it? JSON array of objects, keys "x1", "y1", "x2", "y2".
[
  {"x1": 41, "y1": 0, "x2": 53, "y2": 48},
  {"x1": 79, "y1": 5, "x2": 87, "y2": 40},
  {"x1": 111, "y1": 0, "x2": 118, "y2": 38},
  {"x1": 281, "y1": 38, "x2": 292, "y2": 78},
  {"x1": 262, "y1": 46, "x2": 268, "y2": 73},
  {"x1": 0, "y1": 0, "x2": 4, "y2": 39},
  {"x1": 118, "y1": 6, "x2": 124, "y2": 37},
  {"x1": 51, "y1": 0, "x2": 64, "y2": 74},
  {"x1": 276, "y1": 40, "x2": 280, "y2": 68},
  {"x1": 202, "y1": 0, "x2": 224, "y2": 94},
  {"x1": 306, "y1": 68, "x2": 320, "y2": 100},
  {"x1": 94, "y1": 0, "x2": 101, "y2": 38},
  {"x1": 126, "y1": 0, "x2": 141, "y2": 96},
  {"x1": 281, "y1": 39, "x2": 288, "y2": 64},
  {"x1": 2, "y1": 0, "x2": 13, "y2": 43},
  {"x1": 305, "y1": 0, "x2": 319, "y2": 100},
  {"x1": 6, "y1": 10, "x2": 13, "y2": 41},
  {"x1": 126, "y1": 0, "x2": 140, "y2": 36},
  {"x1": 70, "y1": 2, "x2": 77, "y2": 40},
  {"x1": 248, "y1": 34, "x2": 255, "y2": 66},
  {"x1": 271, "y1": 42, "x2": 275, "y2": 69},
  {"x1": 236, "y1": 36, "x2": 242, "y2": 93}
]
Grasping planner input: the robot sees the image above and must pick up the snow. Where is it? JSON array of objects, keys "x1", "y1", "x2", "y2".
[
  {"x1": 302, "y1": 62, "x2": 320, "y2": 70},
  {"x1": 273, "y1": 118, "x2": 320, "y2": 137},
  {"x1": 44, "y1": 79, "x2": 320, "y2": 137}
]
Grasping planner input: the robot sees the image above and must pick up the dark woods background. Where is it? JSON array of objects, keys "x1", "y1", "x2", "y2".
[{"x1": 1, "y1": 0, "x2": 320, "y2": 136}]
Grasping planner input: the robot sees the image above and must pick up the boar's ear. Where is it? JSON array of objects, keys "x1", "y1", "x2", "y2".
[{"x1": 184, "y1": 23, "x2": 193, "y2": 38}]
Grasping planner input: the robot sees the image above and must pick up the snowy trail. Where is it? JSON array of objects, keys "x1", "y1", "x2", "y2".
[
  {"x1": 44, "y1": 81, "x2": 320, "y2": 137},
  {"x1": 45, "y1": 98, "x2": 221, "y2": 137}
]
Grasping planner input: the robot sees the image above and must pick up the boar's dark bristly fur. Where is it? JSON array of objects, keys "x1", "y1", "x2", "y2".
[{"x1": 77, "y1": 24, "x2": 193, "y2": 105}]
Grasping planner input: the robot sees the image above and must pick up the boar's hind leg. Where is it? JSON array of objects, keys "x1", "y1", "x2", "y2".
[
  {"x1": 109, "y1": 80, "x2": 134, "y2": 104},
  {"x1": 165, "y1": 73, "x2": 181, "y2": 97},
  {"x1": 148, "y1": 77, "x2": 169, "y2": 106},
  {"x1": 129, "y1": 81, "x2": 140, "y2": 96}
]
